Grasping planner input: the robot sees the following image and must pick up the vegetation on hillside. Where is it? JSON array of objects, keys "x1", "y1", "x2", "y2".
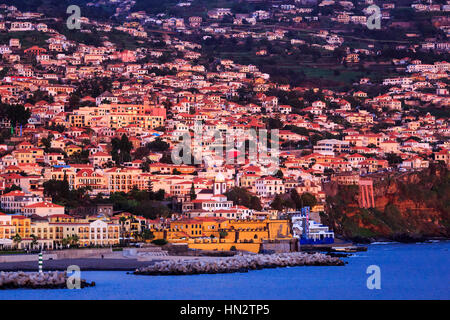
[{"x1": 323, "y1": 164, "x2": 450, "y2": 242}]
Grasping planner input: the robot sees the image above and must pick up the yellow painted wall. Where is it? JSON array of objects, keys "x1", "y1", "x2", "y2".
[
  {"x1": 188, "y1": 242, "x2": 261, "y2": 253},
  {"x1": 11, "y1": 217, "x2": 31, "y2": 238},
  {"x1": 152, "y1": 219, "x2": 292, "y2": 252},
  {"x1": 266, "y1": 220, "x2": 291, "y2": 239}
]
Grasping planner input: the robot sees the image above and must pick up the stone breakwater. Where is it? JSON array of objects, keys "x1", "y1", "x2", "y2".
[
  {"x1": 134, "y1": 252, "x2": 344, "y2": 276},
  {"x1": 0, "y1": 271, "x2": 95, "y2": 289}
]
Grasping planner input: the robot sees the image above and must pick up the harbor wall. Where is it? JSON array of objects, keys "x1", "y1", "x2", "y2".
[
  {"x1": 261, "y1": 241, "x2": 294, "y2": 253},
  {"x1": 0, "y1": 254, "x2": 57, "y2": 263},
  {"x1": 47, "y1": 248, "x2": 113, "y2": 259}
]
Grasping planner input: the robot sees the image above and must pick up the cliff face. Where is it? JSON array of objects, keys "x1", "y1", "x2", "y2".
[{"x1": 323, "y1": 164, "x2": 450, "y2": 241}]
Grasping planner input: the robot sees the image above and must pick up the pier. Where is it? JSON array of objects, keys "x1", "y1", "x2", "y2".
[
  {"x1": 134, "y1": 252, "x2": 344, "y2": 276},
  {"x1": 0, "y1": 271, "x2": 95, "y2": 289}
]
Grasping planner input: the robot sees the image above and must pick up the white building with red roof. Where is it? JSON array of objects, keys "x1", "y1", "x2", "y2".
[
  {"x1": 22, "y1": 201, "x2": 64, "y2": 217},
  {"x1": 255, "y1": 176, "x2": 285, "y2": 197},
  {"x1": 0, "y1": 190, "x2": 45, "y2": 213}
]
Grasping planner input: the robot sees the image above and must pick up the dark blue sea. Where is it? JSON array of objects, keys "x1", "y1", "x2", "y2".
[{"x1": 1, "y1": 241, "x2": 449, "y2": 300}]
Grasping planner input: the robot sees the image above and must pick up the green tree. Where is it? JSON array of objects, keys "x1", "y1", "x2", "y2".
[
  {"x1": 30, "y1": 234, "x2": 38, "y2": 249},
  {"x1": 61, "y1": 237, "x2": 70, "y2": 247},
  {"x1": 3, "y1": 184, "x2": 21, "y2": 194},
  {"x1": 111, "y1": 134, "x2": 133, "y2": 164},
  {"x1": 4, "y1": 104, "x2": 31, "y2": 134},
  {"x1": 151, "y1": 239, "x2": 168, "y2": 245},
  {"x1": 190, "y1": 183, "x2": 196, "y2": 200},
  {"x1": 119, "y1": 216, "x2": 128, "y2": 241},
  {"x1": 274, "y1": 169, "x2": 284, "y2": 179},
  {"x1": 225, "y1": 187, "x2": 262, "y2": 210},
  {"x1": 265, "y1": 116, "x2": 283, "y2": 129},
  {"x1": 12, "y1": 233, "x2": 22, "y2": 249},
  {"x1": 133, "y1": 147, "x2": 150, "y2": 160},
  {"x1": 290, "y1": 189, "x2": 302, "y2": 210},
  {"x1": 43, "y1": 178, "x2": 70, "y2": 202},
  {"x1": 386, "y1": 153, "x2": 403, "y2": 166},
  {"x1": 147, "y1": 137, "x2": 169, "y2": 152},
  {"x1": 271, "y1": 194, "x2": 285, "y2": 211},
  {"x1": 141, "y1": 229, "x2": 155, "y2": 241},
  {"x1": 70, "y1": 234, "x2": 80, "y2": 247},
  {"x1": 68, "y1": 150, "x2": 90, "y2": 164},
  {"x1": 132, "y1": 231, "x2": 140, "y2": 242},
  {"x1": 40, "y1": 134, "x2": 53, "y2": 151},
  {"x1": 301, "y1": 192, "x2": 318, "y2": 208},
  {"x1": 219, "y1": 230, "x2": 228, "y2": 239},
  {"x1": 154, "y1": 189, "x2": 165, "y2": 201}
]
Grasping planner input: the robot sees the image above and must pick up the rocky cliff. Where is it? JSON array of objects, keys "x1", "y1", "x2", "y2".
[{"x1": 323, "y1": 164, "x2": 450, "y2": 242}]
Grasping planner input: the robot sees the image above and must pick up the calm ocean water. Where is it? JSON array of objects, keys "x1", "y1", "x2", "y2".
[{"x1": 1, "y1": 241, "x2": 449, "y2": 300}]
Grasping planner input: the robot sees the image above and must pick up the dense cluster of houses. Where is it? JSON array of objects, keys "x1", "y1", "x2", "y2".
[{"x1": 0, "y1": 1, "x2": 448, "y2": 251}]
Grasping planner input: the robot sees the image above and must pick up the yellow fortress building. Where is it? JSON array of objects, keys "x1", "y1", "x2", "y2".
[{"x1": 151, "y1": 217, "x2": 293, "y2": 253}]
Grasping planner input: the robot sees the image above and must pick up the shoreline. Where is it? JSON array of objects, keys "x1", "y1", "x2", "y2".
[
  {"x1": 338, "y1": 236, "x2": 449, "y2": 245},
  {"x1": 1, "y1": 240, "x2": 448, "y2": 272},
  {"x1": 0, "y1": 258, "x2": 162, "y2": 272}
]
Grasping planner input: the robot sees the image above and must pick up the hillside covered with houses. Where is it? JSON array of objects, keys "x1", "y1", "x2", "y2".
[{"x1": 0, "y1": 0, "x2": 448, "y2": 251}]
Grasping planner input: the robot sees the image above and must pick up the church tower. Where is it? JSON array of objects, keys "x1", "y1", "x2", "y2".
[{"x1": 213, "y1": 172, "x2": 227, "y2": 195}]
